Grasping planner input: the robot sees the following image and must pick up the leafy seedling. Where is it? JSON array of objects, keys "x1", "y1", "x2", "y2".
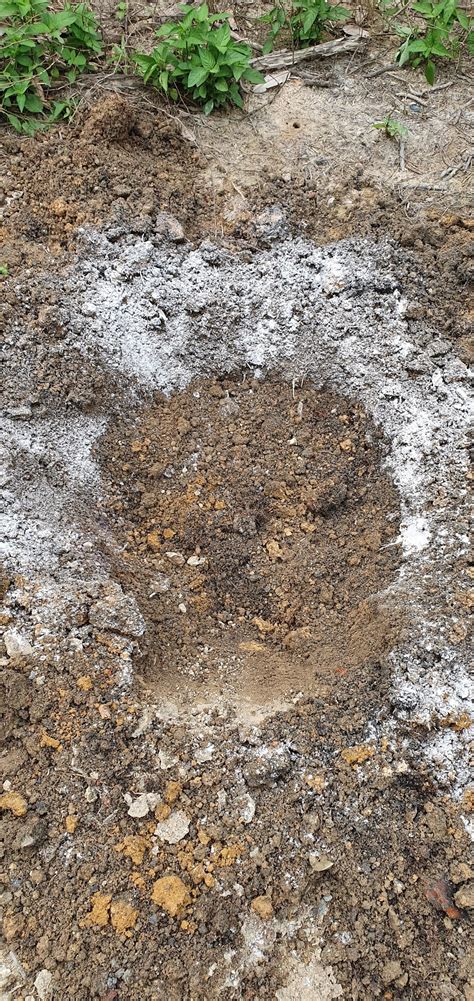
[
  {"x1": 0, "y1": 0, "x2": 102, "y2": 133},
  {"x1": 260, "y1": 0, "x2": 350, "y2": 54},
  {"x1": 372, "y1": 114, "x2": 408, "y2": 139},
  {"x1": 394, "y1": 0, "x2": 472, "y2": 84},
  {"x1": 134, "y1": 3, "x2": 264, "y2": 114}
]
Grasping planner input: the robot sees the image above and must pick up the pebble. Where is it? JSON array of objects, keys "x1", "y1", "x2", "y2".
[
  {"x1": 251, "y1": 895, "x2": 273, "y2": 919},
  {"x1": 454, "y1": 882, "x2": 474, "y2": 909},
  {"x1": 151, "y1": 875, "x2": 190, "y2": 916},
  {"x1": 4, "y1": 629, "x2": 33, "y2": 660},
  {"x1": 309, "y1": 853, "x2": 334, "y2": 873},
  {"x1": 154, "y1": 211, "x2": 185, "y2": 243},
  {"x1": 34, "y1": 969, "x2": 53, "y2": 1000},
  {"x1": 81, "y1": 302, "x2": 97, "y2": 317},
  {"x1": 126, "y1": 792, "x2": 161, "y2": 818},
  {"x1": 382, "y1": 960, "x2": 403, "y2": 986},
  {"x1": 89, "y1": 584, "x2": 144, "y2": 637},
  {"x1": 155, "y1": 809, "x2": 190, "y2": 844}
]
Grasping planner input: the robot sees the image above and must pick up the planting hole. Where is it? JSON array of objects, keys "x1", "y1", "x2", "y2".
[{"x1": 98, "y1": 376, "x2": 402, "y2": 712}]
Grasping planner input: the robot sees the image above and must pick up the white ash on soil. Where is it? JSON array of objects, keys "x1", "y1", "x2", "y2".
[
  {"x1": 1, "y1": 218, "x2": 473, "y2": 1000},
  {"x1": 54, "y1": 223, "x2": 471, "y2": 784}
]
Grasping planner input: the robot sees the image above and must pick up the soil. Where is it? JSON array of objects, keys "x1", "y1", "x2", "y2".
[
  {"x1": 1, "y1": 20, "x2": 474, "y2": 1001},
  {"x1": 98, "y1": 378, "x2": 401, "y2": 711}
]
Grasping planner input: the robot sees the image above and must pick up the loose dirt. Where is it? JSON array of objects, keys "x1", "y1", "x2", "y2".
[
  {"x1": 1, "y1": 37, "x2": 473, "y2": 1001},
  {"x1": 98, "y1": 377, "x2": 401, "y2": 711}
]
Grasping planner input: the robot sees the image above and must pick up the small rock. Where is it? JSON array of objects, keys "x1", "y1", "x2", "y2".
[
  {"x1": 126, "y1": 792, "x2": 161, "y2": 818},
  {"x1": 309, "y1": 853, "x2": 334, "y2": 873},
  {"x1": 3, "y1": 630, "x2": 33, "y2": 660},
  {"x1": 89, "y1": 585, "x2": 144, "y2": 637},
  {"x1": 149, "y1": 574, "x2": 171, "y2": 595},
  {"x1": 81, "y1": 302, "x2": 97, "y2": 317},
  {"x1": 243, "y1": 745, "x2": 291, "y2": 788},
  {"x1": 0, "y1": 791, "x2": 28, "y2": 817},
  {"x1": 154, "y1": 211, "x2": 185, "y2": 242},
  {"x1": 255, "y1": 205, "x2": 288, "y2": 240},
  {"x1": 454, "y1": 882, "x2": 474, "y2": 910},
  {"x1": 251, "y1": 895, "x2": 273, "y2": 920},
  {"x1": 155, "y1": 809, "x2": 190, "y2": 844},
  {"x1": 382, "y1": 960, "x2": 403, "y2": 986},
  {"x1": 34, "y1": 969, "x2": 53, "y2": 1000},
  {"x1": 151, "y1": 876, "x2": 190, "y2": 916},
  {"x1": 237, "y1": 792, "x2": 256, "y2": 825},
  {"x1": 165, "y1": 551, "x2": 186, "y2": 566}
]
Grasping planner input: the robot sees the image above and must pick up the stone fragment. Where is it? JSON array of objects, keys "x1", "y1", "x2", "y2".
[
  {"x1": 0, "y1": 792, "x2": 27, "y2": 817},
  {"x1": 243, "y1": 745, "x2": 291, "y2": 787},
  {"x1": 155, "y1": 809, "x2": 190, "y2": 844},
  {"x1": 3, "y1": 630, "x2": 33, "y2": 660},
  {"x1": 110, "y1": 899, "x2": 138, "y2": 935},
  {"x1": 237, "y1": 793, "x2": 256, "y2": 825},
  {"x1": 454, "y1": 882, "x2": 474, "y2": 910},
  {"x1": 151, "y1": 876, "x2": 191, "y2": 916},
  {"x1": 82, "y1": 892, "x2": 112, "y2": 927},
  {"x1": 89, "y1": 585, "x2": 144, "y2": 637},
  {"x1": 381, "y1": 960, "x2": 403, "y2": 986},
  {"x1": 154, "y1": 211, "x2": 185, "y2": 242},
  {"x1": 126, "y1": 792, "x2": 161, "y2": 818},
  {"x1": 309, "y1": 853, "x2": 334, "y2": 873},
  {"x1": 251, "y1": 895, "x2": 273, "y2": 920},
  {"x1": 34, "y1": 969, "x2": 53, "y2": 1000},
  {"x1": 341, "y1": 745, "x2": 375, "y2": 766},
  {"x1": 65, "y1": 815, "x2": 77, "y2": 834}
]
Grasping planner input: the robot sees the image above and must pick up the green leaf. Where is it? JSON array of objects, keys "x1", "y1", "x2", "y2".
[
  {"x1": 425, "y1": 58, "x2": 436, "y2": 82},
  {"x1": 430, "y1": 40, "x2": 451, "y2": 55},
  {"x1": 243, "y1": 66, "x2": 265, "y2": 83},
  {"x1": 187, "y1": 64, "x2": 208, "y2": 86},
  {"x1": 456, "y1": 10, "x2": 470, "y2": 29},
  {"x1": 24, "y1": 91, "x2": 43, "y2": 111},
  {"x1": 195, "y1": 3, "x2": 209, "y2": 21},
  {"x1": 203, "y1": 98, "x2": 214, "y2": 114}
]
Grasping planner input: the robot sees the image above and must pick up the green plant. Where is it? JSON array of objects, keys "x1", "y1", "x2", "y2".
[
  {"x1": 260, "y1": 0, "x2": 350, "y2": 54},
  {"x1": 115, "y1": 1, "x2": 127, "y2": 22},
  {"x1": 133, "y1": 3, "x2": 264, "y2": 114},
  {"x1": 393, "y1": 0, "x2": 472, "y2": 83},
  {"x1": 0, "y1": 263, "x2": 9, "y2": 276},
  {"x1": 0, "y1": 0, "x2": 102, "y2": 133},
  {"x1": 372, "y1": 113, "x2": 408, "y2": 138}
]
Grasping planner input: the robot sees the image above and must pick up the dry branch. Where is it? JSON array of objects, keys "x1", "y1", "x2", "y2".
[{"x1": 251, "y1": 36, "x2": 362, "y2": 71}]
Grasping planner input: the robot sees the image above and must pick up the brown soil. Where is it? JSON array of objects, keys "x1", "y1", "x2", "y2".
[
  {"x1": 1, "y1": 34, "x2": 473, "y2": 1001},
  {"x1": 98, "y1": 377, "x2": 401, "y2": 711}
]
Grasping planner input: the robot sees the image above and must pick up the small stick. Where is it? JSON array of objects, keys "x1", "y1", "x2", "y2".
[{"x1": 367, "y1": 63, "x2": 400, "y2": 77}]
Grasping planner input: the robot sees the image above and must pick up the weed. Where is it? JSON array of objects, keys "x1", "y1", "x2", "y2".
[
  {"x1": 390, "y1": 0, "x2": 473, "y2": 83},
  {"x1": 0, "y1": 0, "x2": 102, "y2": 133},
  {"x1": 115, "y1": 1, "x2": 127, "y2": 21},
  {"x1": 0, "y1": 263, "x2": 9, "y2": 276},
  {"x1": 372, "y1": 113, "x2": 408, "y2": 138},
  {"x1": 133, "y1": 2, "x2": 264, "y2": 114},
  {"x1": 260, "y1": 0, "x2": 350, "y2": 54}
]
